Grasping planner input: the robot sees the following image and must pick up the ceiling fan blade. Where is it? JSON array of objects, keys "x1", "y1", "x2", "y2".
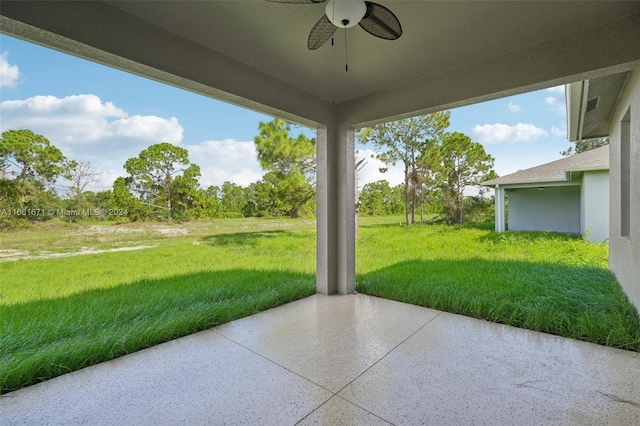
[
  {"x1": 308, "y1": 14, "x2": 336, "y2": 50},
  {"x1": 264, "y1": 0, "x2": 327, "y2": 4},
  {"x1": 359, "y1": 1, "x2": 402, "y2": 40}
]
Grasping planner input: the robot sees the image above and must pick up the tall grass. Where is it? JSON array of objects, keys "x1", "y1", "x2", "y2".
[
  {"x1": 1, "y1": 269, "x2": 314, "y2": 393},
  {"x1": 356, "y1": 222, "x2": 640, "y2": 351},
  {"x1": 1, "y1": 224, "x2": 316, "y2": 393}
]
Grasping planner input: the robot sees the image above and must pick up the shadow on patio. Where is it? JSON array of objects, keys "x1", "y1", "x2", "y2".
[{"x1": 1, "y1": 294, "x2": 639, "y2": 425}]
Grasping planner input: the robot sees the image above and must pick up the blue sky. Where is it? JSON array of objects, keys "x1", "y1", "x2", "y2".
[{"x1": 0, "y1": 34, "x2": 573, "y2": 193}]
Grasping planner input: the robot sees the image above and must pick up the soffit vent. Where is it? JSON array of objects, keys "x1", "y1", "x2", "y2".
[{"x1": 586, "y1": 97, "x2": 599, "y2": 113}]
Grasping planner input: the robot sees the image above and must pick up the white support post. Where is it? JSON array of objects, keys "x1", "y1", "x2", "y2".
[
  {"x1": 495, "y1": 185, "x2": 506, "y2": 233},
  {"x1": 316, "y1": 125, "x2": 356, "y2": 295}
]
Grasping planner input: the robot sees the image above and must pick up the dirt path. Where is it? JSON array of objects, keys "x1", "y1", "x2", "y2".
[
  {"x1": 0, "y1": 245, "x2": 156, "y2": 262},
  {"x1": 0, "y1": 223, "x2": 191, "y2": 262}
]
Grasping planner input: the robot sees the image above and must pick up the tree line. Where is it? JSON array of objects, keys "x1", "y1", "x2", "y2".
[
  {"x1": 359, "y1": 111, "x2": 497, "y2": 225},
  {"x1": 1, "y1": 113, "x2": 499, "y2": 230}
]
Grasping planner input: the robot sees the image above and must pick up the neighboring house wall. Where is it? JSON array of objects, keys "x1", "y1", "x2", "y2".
[
  {"x1": 581, "y1": 170, "x2": 610, "y2": 242},
  {"x1": 609, "y1": 69, "x2": 640, "y2": 311},
  {"x1": 508, "y1": 186, "x2": 580, "y2": 233}
]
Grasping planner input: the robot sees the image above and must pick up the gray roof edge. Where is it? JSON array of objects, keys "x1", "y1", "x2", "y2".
[
  {"x1": 484, "y1": 145, "x2": 609, "y2": 187},
  {"x1": 564, "y1": 165, "x2": 609, "y2": 173},
  {"x1": 482, "y1": 177, "x2": 566, "y2": 187}
]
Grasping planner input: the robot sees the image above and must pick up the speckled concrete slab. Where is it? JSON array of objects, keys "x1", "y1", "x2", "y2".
[
  {"x1": 214, "y1": 294, "x2": 441, "y2": 393},
  {"x1": 0, "y1": 329, "x2": 332, "y2": 425},
  {"x1": 3, "y1": 295, "x2": 639, "y2": 425},
  {"x1": 297, "y1": 395, "x2": 392, "y2": 425},
  {"x1": 338, "y1": 311, "x2": 640, "y2": 425}
]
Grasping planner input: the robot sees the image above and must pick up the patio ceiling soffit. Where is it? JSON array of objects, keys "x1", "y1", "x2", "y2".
[{"x1": 1, "y1": 2, "x2": 639, "y2": 130}]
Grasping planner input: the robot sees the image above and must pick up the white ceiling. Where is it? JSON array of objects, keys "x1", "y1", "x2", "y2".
[
  {"x1": 110, "y1": 1, "x2": 638, "y2": 103},
  {"x1": 2, "y1": 1, "x2": 640, "y2": 128}
]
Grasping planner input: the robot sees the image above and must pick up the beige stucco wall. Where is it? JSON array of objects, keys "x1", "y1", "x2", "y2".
[
  {"x1": 609, "y1": 69, "x2": 640, "y2": 312},
  {"x1": 581, "y1": 170, "x2": 610, "y2": 242},
  {"x1": 508, "y1": 186, "x2": 581, "y2": 234}
]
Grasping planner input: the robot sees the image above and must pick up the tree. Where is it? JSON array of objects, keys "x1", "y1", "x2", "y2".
[
  {"x1": 0, "y1": 130, "x2": 69, "y2": 186},
  {"x1": 359, "y1": 181, "x2": 385, "y2": 216},
  {"x1": 244, "y1": 179, "x2": 280, "y2": 217},
  {"x1": 170, "y1": 164, "x2": 202, "y2": 220},
  {"x1": 123, "y1": 142, "x2": 200, "y2": 220},
  {"x1": 359, "y1": 180, "x2": 404, "y2": 216},
  {"x1": 83, "y1": 190, "x2": 113, "y2": 220},
  {"x1": 67, "y1": 161, "x2": 101, "y2": 212},
  {"x1": 68, "y1": 161, "x2": 100, "y2": 195},
  {"x1": 219, "y1": 181, "x2": 246, "y2": 217},
  {"x1": 0, "y1": 130, "x2": 71, "y2": 217},
  {"x1": 111, "y1": 177, "x2": 147, "y2": 221},
  {"x1": 560, "y1": 137, "x2": 609, "y2": 157},
  {"x1": 254, "y1": 119, "x2": 316, "y2": 218},
  {"x1": 359, "y1": 112, "x2": 450, "y2": 225},
  {"x1": 431, "y1": 132, "x2": 497, "y2": 224}
]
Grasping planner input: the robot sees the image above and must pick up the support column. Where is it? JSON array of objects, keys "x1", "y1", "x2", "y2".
[
  {"x1": 316, "y1": 125, "x2": 356, "y2": 295},
  {"x1": 494, "y1": 185, "x2": 506, "y2": 233}
]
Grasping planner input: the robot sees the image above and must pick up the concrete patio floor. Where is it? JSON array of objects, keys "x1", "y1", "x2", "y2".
[{"x1": 1, "y1": 294, "x2": 639, "y2": 425}]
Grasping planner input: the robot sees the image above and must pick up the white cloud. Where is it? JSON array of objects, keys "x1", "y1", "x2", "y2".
[
  {"x1": 507, "y1": 101, "x2": 521, "y2": 113},
  {"x1": 1, "y1": 94, "x2": 183, "y2": 158},
  {"x1": 90, "y1": 169, "x2": 125, "y2": 193},
  {"x1": 472, "y1": 123, "x2": 548, "y2": 144},
  {"x1": 545, "y1": 95, "x2": 566, "y2": 115},
  {"x1": 547, "y1": 85, "x2": 565, "y2": 93},
  {"x1": 0, "y1": 52, "x2": 20, "y2": 88},
  {"x1": 551, "y1": 125, "x2": 565, "y2": 137},
  {"x1": 356, "y1": 148, "x2": 404, "y2": 188},
  {"x1": 109, "y1": 115, "x2": 183, "y2": 142},
  {"x1": 0, "y1": 94, "x2": 186, "y2": 192},
  {"x1": 188, "y1": 139, "x2": 264, "y2": 188}
]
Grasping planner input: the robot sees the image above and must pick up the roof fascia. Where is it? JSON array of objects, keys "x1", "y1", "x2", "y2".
[
  {"x1": 566, "y1": 80, "x2": 588, "y2": 141},
  {"x1": 494, "y1": 181, "x2": 581, "y2": 190},
  {"x1": 483, "y1": 178, "x2": 567, "y2": 188},
  {"x1": 565, "y1": 166, "x2": 609, "y2": 173}
]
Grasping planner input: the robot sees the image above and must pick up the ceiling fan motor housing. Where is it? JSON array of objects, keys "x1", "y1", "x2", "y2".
[{"x1": 325, "y1": 0, "x2": 366, "y2": 28}]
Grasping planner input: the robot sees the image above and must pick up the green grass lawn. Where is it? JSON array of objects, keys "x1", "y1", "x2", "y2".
[
  {"x1": 356, "y1": 220, "x2": 640, "y2": 352},
  {"x1": 0, "y1": 218, "x2": 317, "y2": 393},
  {"x1": 1, "y1": 216, "x2": 639, "y2": 393}
]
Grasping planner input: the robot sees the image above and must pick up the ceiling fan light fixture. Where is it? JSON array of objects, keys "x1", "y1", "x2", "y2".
[
  {"x1": 325, "y1": 0, "x2": 366, "y2": 29},
  {"x1": 265, "y1": 0, "x2": 401, "y2": 51}
]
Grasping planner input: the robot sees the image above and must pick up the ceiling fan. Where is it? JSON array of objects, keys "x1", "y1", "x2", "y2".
[{"x1": 265, "y1": 0, "x2": 403, "y2": 50}]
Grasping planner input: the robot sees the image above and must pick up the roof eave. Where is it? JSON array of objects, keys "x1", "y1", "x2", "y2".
[
  {"x1": 564, "y1": 165, "x2": 609, "y2": 181},
  {"x1": 482, "y1": 177, "x2": 567, "y2": 188},
  {"x1": 566, "y1": 80, "x2": 588, "y2": 142},
  {"x1": 564, "y1": 165, "x2": 609, "y2": 173}
]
